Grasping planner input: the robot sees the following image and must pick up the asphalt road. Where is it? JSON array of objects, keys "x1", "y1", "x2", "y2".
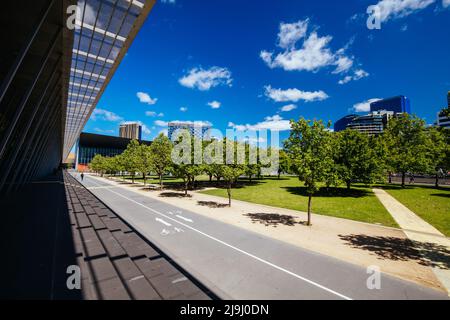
[{"x1": 74, "y1": 173, "x2": 448, "y2": 300}]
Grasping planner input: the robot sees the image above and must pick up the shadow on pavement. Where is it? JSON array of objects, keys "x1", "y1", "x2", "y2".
[
  {"x1": 339, "y1": 234, "x2": 450, "y2": 270},
  {"x1": 244, "y1": 213, "x2": 303, "y2": 227},
  {"x1": 197, "y1": 201, "x2": 229, "y2": 208}
]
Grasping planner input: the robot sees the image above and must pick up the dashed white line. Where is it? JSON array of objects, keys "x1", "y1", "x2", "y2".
[
  {"x1": 155, "y1": 218, "x2": 172, "y2": 227},
  {"x1": 176, "y1": 215, "x2": 193, "y2": 223},
  {"x1": 83, "y1": 175, "x2": 352, "y2": 300}
]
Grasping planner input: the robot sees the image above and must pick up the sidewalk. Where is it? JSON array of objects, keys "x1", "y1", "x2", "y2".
[
  {"x1": 373, "y1": 188, "x2": 450, "y2": 295},
  {"x1": 87, "y1": 174, "x2": 447, "y2": 292}
]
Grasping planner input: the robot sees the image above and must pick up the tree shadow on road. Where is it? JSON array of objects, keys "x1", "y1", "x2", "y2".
[
  {"x1": 244, "y1": 213, "x2": 304, "y2": 227},
  {"x1": 339, "y1": 234, "x2": 450, "y2": 269}
]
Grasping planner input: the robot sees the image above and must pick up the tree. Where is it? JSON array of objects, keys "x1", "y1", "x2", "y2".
[
  {"x1": 284, "y1": 118, "x2": 335, "y2": 226},
  {"x1": 384, "y1": 115, "x2": 429, "y2": 188},
  {"x1": 150, "y1": 133, "x2": 172, "y2": 189},
  {"x1": 334, "y1": 129, "x2": 383, "y2": 189},
  {"x1": 426, "y1": 127, "x2": 447, "y2": 187},
  {"x1": 122, "y1": 139, "x2": 141, "y2": 183},
  {"x1": 220, "y1": 164, "x2": 245, "y2": 206},
  {"x1": 277, "y1": 149, "x2": 291, "y2": 179},
  {"x1": 136, "y1": 144, "x2": 153, "y2": 185},
  {"x1": 89, "y1": 154, "x2": 105, "y2": 176}
]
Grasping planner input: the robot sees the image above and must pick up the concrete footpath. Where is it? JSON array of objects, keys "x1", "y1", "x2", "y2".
[{"x1": 373, "y1": 188, "x2": 450, "y2": 296}]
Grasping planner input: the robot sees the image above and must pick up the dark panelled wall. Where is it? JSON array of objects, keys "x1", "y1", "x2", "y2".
[{"x1": 0, "y1": 0, "x2": 74, "y2": 194}]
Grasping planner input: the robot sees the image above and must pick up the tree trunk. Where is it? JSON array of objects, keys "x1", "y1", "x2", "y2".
[
  {"x1": 209, "y1": 174, "x2": 212, "y2": 182},
  {"x1": 435, "y1": 173, "x2": 439, "y2": 188},
  {"x1": 185, "y1": 180, "x2": 188, "y2": 196},
  {"x1": 346, "y1": 181, "x2": 351, "y2": 190},
  {"x1": 143, "y1": 173, "x2": 146, "y2": 186},
  {"x1": 249, "y1": 175, "x2": 252, "y2": 182},
  {"x1": 132, "y1": 174, "x2": 135, "y2": 184},
  {"x1": 278, "y1": 172, "x2": 281, "y2": 180},
  {"x1": 159, "y1": 174, "x2": 163, "y2": 190},
  {"x1": 401, "y1": 172, "x2": 405, "y2": 188},
  {"x1": 388, "y1": 172, "x2": 392, "y2": 184},
  {"x1": 227, "y1": 182, "x2": 232, "y2": 207},
  {"x1": 307, "y1": 194, "x2": 312, "y2": 226}
]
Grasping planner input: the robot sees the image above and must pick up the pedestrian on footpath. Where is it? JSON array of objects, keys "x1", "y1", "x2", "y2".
[{"x1": 81, "y1": 172, "x2": 84, "y2": 181}]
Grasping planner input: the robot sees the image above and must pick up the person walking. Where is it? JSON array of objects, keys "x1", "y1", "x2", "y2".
[{"x1": 81, "y1": 172, "x2": 84, "y2": 181}]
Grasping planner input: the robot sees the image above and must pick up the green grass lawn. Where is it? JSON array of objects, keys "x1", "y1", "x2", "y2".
[
  {"x1": 381, "y1": 184, "x2": 450, "y2": 237},
  {"x1": 200, "y1": 176, "x2": 398, "y2": 227}
]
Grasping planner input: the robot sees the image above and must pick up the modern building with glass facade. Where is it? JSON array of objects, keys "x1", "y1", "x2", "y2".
[
  {"x1": 370, "y1": 95, "x2": 411, "y2": 114},
  {"x1": 168, "y1": 122, "x2": 211, "y2": 141},
  {"x1": 345, "y1": 111, "x2": 394, "y2": 136},
  {"x1": 334, "y1": 115, "x2": 357, "y2": 132},
  {"x1": 75, "y1": 132, "x2": 151, "y2": 171}
]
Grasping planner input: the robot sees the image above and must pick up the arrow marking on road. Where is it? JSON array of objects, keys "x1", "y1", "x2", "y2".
[{"x1": 85, "y1": 174, "x2": 352, "y2": 300}]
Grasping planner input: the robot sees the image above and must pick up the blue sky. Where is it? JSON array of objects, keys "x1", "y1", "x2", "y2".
[{"x1": 84, "y1": 0, "x2": 450, "y2": 143}]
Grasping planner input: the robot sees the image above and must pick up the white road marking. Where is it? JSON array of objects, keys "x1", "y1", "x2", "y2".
[
  {"x1": 167, "y1": 211, "x2": 174, "y2": 215},
  {"x1": 84, "y1": 175, "x2": 352, "y2": 300},
  {"x1": 156, "y1": 218, "x2": 172, "y2": 227},
  {"x1": 161, "y1": 229, "x2": 171, "y2": 236},
  {"x1": 174, "y1": 227, "x2": 184, "y2": 233},
  {"x1": 176, "y1": 215, "x2": 193, "y2": 223}
]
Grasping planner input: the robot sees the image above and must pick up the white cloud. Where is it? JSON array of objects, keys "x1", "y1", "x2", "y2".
[
  {"x1": 264, "y1": 85, "x2": 329, "y2": 103},
  {"x1": 228, "y1": 115, "x2": 291, "y2": 131},
  {"x1": 443, "y1": 0, "x2": 450, "y2": 7},
  {"x1": 372, "y1": 0, "x2": 435, "y2": 22},
  {"x1": 277, "y1": 19, "x2": 309, "y2": 49},
  {"x1": 145, "y1": 111, "x2": 164, "y2": 117},
  {"x1": 161, "y1": 0, "x2": 176, "y2": 3},
  {"x1": 91, "y1": 108, "x2": 123, "y2": 122},
  {"x1": 207, "y1": 101, "x2": 221, "y2": 109},
  {"x1": 338, "y1": 69, "x2": 370, "y2": 84},
  {"x1": 260, "y1": 19, "x2": 355, "y2": 74},
  {"x1": 280, "y1": 104, "x2": 297, "y2": 112},
  {"x1": 137, "y1": 92, "x2": 157, "y2": 105},
  {"x1": 154, "y1": 120, "x2": 168, "y2": 127},
  {"x1": 352, "y1": 98, "x2": 382, "y2": 112},
  {"x1": 180, "y1": 107, "x2": 188, "y2": 112},
  {"x1": 179, "y1": 66, "x2": 232, "y2": 91},
  {"x1": 94, "y1": 128, "x2": 114, "y2": 134}
]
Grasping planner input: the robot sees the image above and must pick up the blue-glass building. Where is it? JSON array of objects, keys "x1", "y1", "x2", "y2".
[
  {"x1": 168, "y1": 122, "x2": 211, "y2": 141},
  {"x1": 370, "y1": 96, "x2": 411, "y2": 114},
  {"x1": 334, "y1": 115, "x2": 357, "y2": 132}
]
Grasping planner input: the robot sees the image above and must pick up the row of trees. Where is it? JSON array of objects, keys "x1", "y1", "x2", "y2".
[
  {"x1": 89, "y1": 114, "x2": 448, "y2": 225},
  {"x1": 285, "y1": 115, "x2": 449, "y2": 225}
]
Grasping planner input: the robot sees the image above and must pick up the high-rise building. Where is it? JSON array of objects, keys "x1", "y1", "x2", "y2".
[
  {"x1": 370, "y1": 95, "x2": 411, "y2": 114},
  {"x1": 334, "y1": 115, "x2": 357, "y2": 132},
  {"x1": 436, "y1": 92, "x2": 450, "y2": 129},
  {"x1": 346, "y1": 111, "x2": 394, "y2": 136},
  {"x1": 119, "y1": 122, "x2": 142, "y2": 140},
  {"x1": 168, "y1": 122, "x2": 211, "y2": 141},
  {"x1": 436, "y1": 110, "x2": 450, "y2": 129},
  {"x1": 335, "y1": 111, "x2": 394, "y2": 135}
]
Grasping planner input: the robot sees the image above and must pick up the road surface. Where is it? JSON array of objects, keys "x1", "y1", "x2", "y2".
[{"x1": 74, "y1": 173, "x2": 448, "y2": 300}]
